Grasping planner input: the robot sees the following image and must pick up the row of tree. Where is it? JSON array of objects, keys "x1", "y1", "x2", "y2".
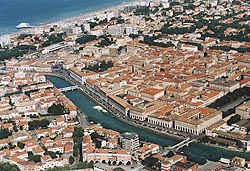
[
  {"x1": 0, "y1": 45, "x2": 37, "y2": 61},
  {"x1": 42, "y1": 33, "x2": 65, "y2": 47},
  {"x1": 75, "y1": 35, "x2": 97, "y2": 44},
  {"x1": 0, "y1": 162, "x2": 20, "y2": 171},
  {"x1": 210, "y1": 46, "x2": 250, "y2": 53},
  {"x1": 73, "y1": 127, "x2": 83, "y2": 161},
  {"x1": 208, "y1": 87, "x2": 250, "y2": 110},
  {"x1": 28, "y1": 119, "x2": 50, "y2": 130}
]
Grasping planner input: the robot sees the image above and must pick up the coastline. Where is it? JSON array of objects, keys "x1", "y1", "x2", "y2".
[{"x1": 0, "y1": 0, "x2": 140, "y2": 37}]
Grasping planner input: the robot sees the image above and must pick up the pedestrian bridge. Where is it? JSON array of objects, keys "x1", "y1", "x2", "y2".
[
  {"x1": 59, "y1": 86, "x2": 79, "y2": 92},
  {"x1": 167, "y1": 138, "x2": 195, "y2": 151}
]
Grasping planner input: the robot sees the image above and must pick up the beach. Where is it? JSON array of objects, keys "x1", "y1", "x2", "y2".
[{"x1": 0, "y1": 0, "x2": 142, "y2": 36}]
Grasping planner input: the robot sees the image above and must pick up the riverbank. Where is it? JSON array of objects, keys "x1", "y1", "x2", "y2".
[
  {"x1": 46, "y1": 72, "x2": 185, "y2": 141},
  {"x1": 46, "y1": 74, "x2": 250, "y2": 164},
  {"x1": 1, "y1": 0, "x2": 140, "y2": 36}
]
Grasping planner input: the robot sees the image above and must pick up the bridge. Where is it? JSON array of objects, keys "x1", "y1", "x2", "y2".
[
  {"x1": 59, "y1": 86, "x2": 79, "y2": 92},
  {"x1": 166, "y1": 138, "x2": 195, "y2": 151}
]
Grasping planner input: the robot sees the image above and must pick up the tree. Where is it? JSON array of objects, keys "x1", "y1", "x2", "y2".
[
  {"x1": 28, "y1": 119, "x2": 50, "y2": 130},
  {"x1": 227, "y1": 114, "x2": 241, "y2": 126},
  {"x1": 45, "y1": 166, "x2": 70, "y2": 171},
  {"x1": 28, "y1": 120, "x2": 40, "y2": 130},
  {"x1": 142, "y1": 156, "x2": 159, "y2": 168},
  {"x1": 160, "y1": 68, "x2": 165, "y2": 72},
  {"x1": 73, "y1": 145, "x2": 78, "y2": 157},
  {"x1": 0, "y1": 162, "x2": 20, "y2": 171},
  {"x1": 47, "y1": 103, "x2": 65, "y2": 115},
  {"x1": 75, "y1": 35, "x2": 97, "y2": 44},
  {"x1": 166, "y1": 151, "x2": 175, "y2": 158},
  {"x1": 76, "y1": 162, "x2": 93, "y2": 169},
  {"x1": 129, "y1": 34, "x2": 140, "y2": 40},
  {"x1": 69, "y1": 156, "x2": 75, "y2": 165},
  {"x1": 42, "y1": 40, "x2": 51, "y2": 47},
  {"x1": 44, "y1": 151, "x2": 57, "y2": 159},
  {"x1": 8, "y1": 142, "x2": 15, "y2": 149},
  {"x1": 0, "y1": 128, "x2": 11, "y2": 140},
  {"x1": 100, "y1": 60, "x2": 107, "y2": 69},
  {"x1": 126, "y1": 161, "x2": 131, "y2": 165},
  {"x1": 18, "y1": 34, "x2": 32, "y2": 40},
  {"x1": 0, "y1": 45, "x2": 37, "y2": 61},
  {"x1": 73, "y1": 127, "x2": 83, "y2": 158},
  {"x1": 40, "y1": 119, "x2": 50, "y2": 128},
  {"x1": 13, "y1": 122, "x2": 18, "y2": 132},
  {"x1": 28, "y1": 155, "x2": 41, "y2": 163},
  {"x1": 17, "y1": 142, "x2": 25, "y2": 149}
]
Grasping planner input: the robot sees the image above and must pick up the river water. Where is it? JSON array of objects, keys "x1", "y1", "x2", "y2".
[{"x1": 46, "y1": 75, "x2": 250, "y2": 164}]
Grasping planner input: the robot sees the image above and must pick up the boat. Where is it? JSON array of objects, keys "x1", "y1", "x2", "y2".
[
  {"x1": 16, "y1": 22, "x2": 33, "y2": 29},
  {"x1": 93, "y1": 105, "x2": 103, "y2": 111},
  {"x1": 93, "y1": 105, "x2": 108, "y2": 113},
  {"x1": 102, "y1": 109, "x2": 108, "y2": 113}
]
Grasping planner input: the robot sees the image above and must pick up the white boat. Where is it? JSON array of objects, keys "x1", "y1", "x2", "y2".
[
  {"x1": 102, "y1": 109, "x2": 108, "y2": 113},
  {"x1": 93, "y1": 105, "x2": 103, "y2": 111},
  {"x1": 16, "y1": 22, "x2": 33, "y2": 29},
  {"x1": 93, "y1": 105, "x2": 108, "y2": 113}
]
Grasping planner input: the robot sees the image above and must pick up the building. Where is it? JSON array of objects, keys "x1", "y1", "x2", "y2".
[
  {"x1": 235, "y1": 102, "x2": 250, "y2": 119},
  {"x1": 107, "y1": 94, "x2": 131, "y2": 116},
  {"x1": 173, "y1": 161, "x2": 199, "y2": 171},
  {"x1": 242, "y1": 135, "x2": 250, "y2": 152},
  {"x1": 0, "y1": 35, "x2": 11, "y2": 47},
  {"x1": 196, "y1": 161, "x2": 222, "y2": 171},
  {"x1": 130, "y1": 101, "x2": 167, "y2": 121},
  {"x1": 161, "y1": 155, "x2": 187, "y2": 171},
  {"x1": 231, "y1": 156, "x2": 246, "y2": 168},
  {"x1": 210, "y1": 78, "x2": 240, "y2": 92},
  {"x1": 69, "y1": 67, "x2": 99, "y2": 84},
  {"x1": 140, "y1": 88, "x2": 165, "y2": 101},
  {"x1": 83, "y1": 149, "x2": 131, "y2": 164},
  {"x1": 120, "y1": 132, "x2": 139, "y2": 151},
  {"x1": 135, "y1": 143, "x2": 159, "y2": 160},
  {"x1": 107, "y1": 24, "x2": 125, "y2": 36},
  {"x1": 175, "y1": 108, "x2": 222, "y2": 135},
  {"x1": 42, "y1": 43, "x2": 68, "y2": 54}
]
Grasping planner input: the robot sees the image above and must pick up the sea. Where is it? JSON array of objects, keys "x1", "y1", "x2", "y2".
[{"x1": 0, "y1": 0, "x2": 135, "y2": 35}]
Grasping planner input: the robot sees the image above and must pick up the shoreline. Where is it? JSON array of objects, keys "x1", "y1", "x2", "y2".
[{"x1": 0, "y1": 0, "x2": 141, "y2": 37}]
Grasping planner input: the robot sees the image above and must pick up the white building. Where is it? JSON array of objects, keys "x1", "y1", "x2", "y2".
[
  {"x1": 120, "y1": 132, "x2": 140, "y2": 151},
  {"x1": 175, "y1": 108, "x2": 222, "y2": 135},
  {"x1": 0, "y1": 35, "x2": 11, "y2": 47},
  {"x1": 107, "y1": 24, "x2": 125, "y2": 36}
]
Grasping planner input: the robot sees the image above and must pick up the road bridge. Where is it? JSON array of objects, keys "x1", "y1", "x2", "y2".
[{"x1": 166, "y1": 138, "x2": 195, "y2": 151}]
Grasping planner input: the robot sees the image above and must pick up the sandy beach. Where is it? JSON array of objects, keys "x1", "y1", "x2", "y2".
[{"x1": 3, "y1": 0, "x2": 143, "y2": 37}]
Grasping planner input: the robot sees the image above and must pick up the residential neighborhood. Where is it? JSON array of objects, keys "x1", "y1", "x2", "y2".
[{"x1": 0, "y1": 0, "x2": 250, "y2": 170}]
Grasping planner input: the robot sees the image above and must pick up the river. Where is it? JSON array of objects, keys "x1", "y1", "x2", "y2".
[{"x1": 46, "y1": 75, "x2": 250, "y2": 164}]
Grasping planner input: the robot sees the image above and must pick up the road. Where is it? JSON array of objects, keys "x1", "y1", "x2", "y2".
[{"x1": 77, "y1": 109, "x2": 90, "y2": 127}]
